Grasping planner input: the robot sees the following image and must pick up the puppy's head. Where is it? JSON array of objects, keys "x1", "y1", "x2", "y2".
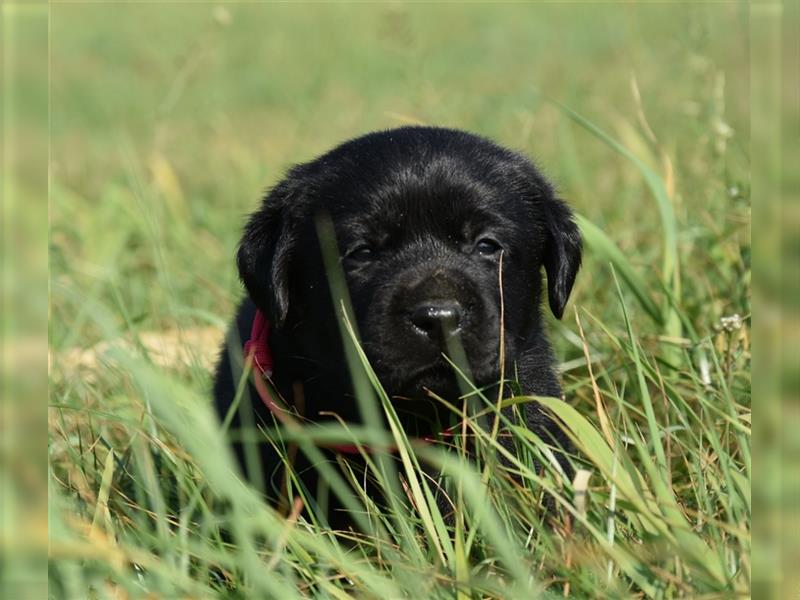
[{"x1": 237, "y1": 127, "x2": 581, "y2": 400}]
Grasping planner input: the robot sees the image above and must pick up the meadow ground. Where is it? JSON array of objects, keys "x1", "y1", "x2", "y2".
[{"x1": 48, "y1": 4, "x2": 750, "y2": 598}]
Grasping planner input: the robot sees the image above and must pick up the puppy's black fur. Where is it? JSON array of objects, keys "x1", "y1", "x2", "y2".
[{"x1": 213, "y1": 127, "x2": 581, "y2": 526}]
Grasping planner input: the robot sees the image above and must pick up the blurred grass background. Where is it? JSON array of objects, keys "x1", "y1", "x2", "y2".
[
  {"x1": 50, "y1": 2, "x2": 750, "y2": 350},
  {"x1": 41, "y1": 3, "x2": 758, "y2": 598}
]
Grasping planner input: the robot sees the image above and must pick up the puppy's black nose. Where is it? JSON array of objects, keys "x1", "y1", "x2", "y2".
[{"x1": 410, "y1": 301, "x2": 463, "y2": 339}]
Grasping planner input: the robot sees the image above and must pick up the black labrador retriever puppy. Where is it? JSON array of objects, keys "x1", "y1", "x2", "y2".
[{"x1": 213, "y1": 126, "x2": 581, "y2": 527}]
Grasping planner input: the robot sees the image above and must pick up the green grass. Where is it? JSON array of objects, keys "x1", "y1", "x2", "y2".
[{"x1": 49, "y1": 4, "x2": 750, "y2": 598}]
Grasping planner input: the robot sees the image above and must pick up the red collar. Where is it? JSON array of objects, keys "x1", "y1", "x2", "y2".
[
  {"x1": 243, "y1": 309, "x2": 273, "y2": 378},
  {"x1": 243, "y1": 309, "x2": 371, "y2": 453},
  {"x1": 244, "y1": 309, "x2": 449, "y2": 454}
]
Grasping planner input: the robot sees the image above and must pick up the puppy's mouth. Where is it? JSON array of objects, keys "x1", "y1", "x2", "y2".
[
  {"x1": 406, "y1": 363, "x2": 460, "y2": 393},
  {"x1": 389, "y1": 359, "x2": 504, "y2": 430},
  {"x1": 350, "y1": 333, "x2": 508, "y2": 430},
  {"x1": 398, "y1": 359, "x2": 498, "y2": 399},
  {"x1": 363, "y1": 336, "x2": 504, "y2": 399}
]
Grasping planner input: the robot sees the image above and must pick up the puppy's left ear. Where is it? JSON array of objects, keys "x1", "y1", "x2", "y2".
[
  {"x1": 236, "y1": 174, "x2": 304, "y2": 328},
  {"x1": 542, "y1": 197, "x2": 582, "y2": 319}
]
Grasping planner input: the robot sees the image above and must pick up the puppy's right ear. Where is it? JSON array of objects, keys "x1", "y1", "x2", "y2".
[
  {"x1": 542, "y1": 196, "x2": 582, "y2": 320},
  {"x1": 236, "y1": 177, "x2": 303, "y2": 327}
]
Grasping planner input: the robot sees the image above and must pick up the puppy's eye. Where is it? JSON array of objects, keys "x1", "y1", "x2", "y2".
[
  {"x1": 474, "y1": 238, "x2": 503, "y2": 256},
  {"x1": 346, "y1": 245, "x2": 373, "y2": 262}
]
